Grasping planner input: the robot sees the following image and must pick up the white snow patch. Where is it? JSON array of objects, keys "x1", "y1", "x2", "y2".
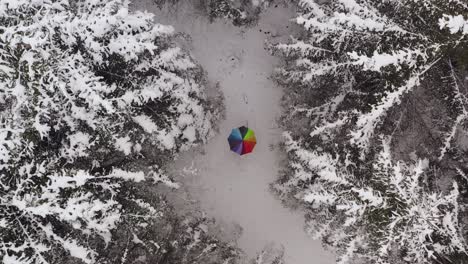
[
  {"x1": 252, "y1": 0, "x2": 263, "y2": 7},
  {"x1": 133, "y1": 115, "x2": 158, "y2": 133},
  {"x1": 62, "y1": 132, "x2": 92, "y2": 159},
  {"x1": 110, "y1": 169, "x2": 145, "y2": 182},
  {"x1": 178, "y1": 114, "x2": 194, "y2": 127},
  {"x1": 183, "y1": 126, "x2": 196, "y2": 142},
  {"x1": 439, "y1": 14, "x2": 468, "y2": 34},
  {"x1": 115, "y1": 136, "x2": 133, "y2": 155}
]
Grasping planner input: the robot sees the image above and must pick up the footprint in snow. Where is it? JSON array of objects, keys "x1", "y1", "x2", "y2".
[
  {"x1": 218, "y1": 49, "x2": 245, "y2": 76},
  {"x1": 242, "y1": 93, "x2": 248, "y2": 104}
]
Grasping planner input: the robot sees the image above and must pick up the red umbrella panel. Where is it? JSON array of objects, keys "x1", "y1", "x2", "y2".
[{"x1": 227, "y1": 126, "x2": 256, "y2": 155}]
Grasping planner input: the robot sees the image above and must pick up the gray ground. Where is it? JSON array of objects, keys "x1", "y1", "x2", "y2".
[{"x1": 132, "y1": 1, "x2": 335, "y2": 263}]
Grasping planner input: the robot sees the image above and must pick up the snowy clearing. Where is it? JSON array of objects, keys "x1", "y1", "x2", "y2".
[{"x1": 133, "y1": 1, "x2": 334, "y2": 263}]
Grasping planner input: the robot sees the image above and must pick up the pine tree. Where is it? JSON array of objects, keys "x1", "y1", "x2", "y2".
[
  {"x1": 272, "y1": 0, "x2": 468, "y2": 262},
  {"x1": 0, "y1": 0, "x2": 234, "y2": 263},
  {"x1": 281, "y1": 135, "x2": 465, "y2": 263}
]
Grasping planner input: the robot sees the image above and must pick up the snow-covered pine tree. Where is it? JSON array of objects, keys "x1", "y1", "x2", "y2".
[
  {"x1": 273, "y1": 0, "x2": 468, "y2": 153},
  {"x1": 282, "y1": 135, "x2": 465, "y2": 263},
  {"x1": 252, "y1": 243, "x2": 285, "y2": 264},
  {"x1": 151, "y1": 0, "x2": 267, "y2": 26},
  {"x1": 0, "y1": 0, "x2": 235, "y2": 263},
  {"x1": 272, "y1": 0, "x2": 468, "y2": 263}
]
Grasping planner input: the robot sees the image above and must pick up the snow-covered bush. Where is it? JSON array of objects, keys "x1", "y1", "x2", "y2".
[
  {"x1": 272, "y1": 0, "x2": 468, "y2": 263},
  {"x1": 0, "y1": 0, "x2": 227, "y2": 263}
]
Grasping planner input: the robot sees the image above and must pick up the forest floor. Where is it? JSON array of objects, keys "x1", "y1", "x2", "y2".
[{"x1": 132, "y1": 1, "x2": 335, "y2": 263}]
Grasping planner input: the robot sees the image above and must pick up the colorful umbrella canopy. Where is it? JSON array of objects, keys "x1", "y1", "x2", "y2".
[{"x1": 227, "y1": 126, "x2": 256, "y2": 155}]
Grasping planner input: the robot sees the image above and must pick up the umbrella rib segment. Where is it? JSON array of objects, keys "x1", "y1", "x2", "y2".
[
  {"x1": 229, "y1": 128, "x2": 243, "y2": 141},
  {"x1": 238, "y1": 126, "x2": 249, "y2": 138},
  {"x1": 234, "y1": 143, "x2": 243, "y2": 155},
  {"x1": 242, "y1": 140, "x2": 256, "y2": 154},
  {"x1": 228, "y1": 139, "x2": 243, "y2": 149},
  {"x1": 228, "y1": 126, "x2": 256, "y2": 155},
  {"x1": 243, "y1": 129, "x2": 255, "y2": 140}
]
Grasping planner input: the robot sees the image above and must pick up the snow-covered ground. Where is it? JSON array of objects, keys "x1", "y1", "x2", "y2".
[{"x1": 133, "y1": 1, "x2": 334, "y2": 263}]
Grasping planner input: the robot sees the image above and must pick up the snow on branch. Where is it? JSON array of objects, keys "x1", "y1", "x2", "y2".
[
  {"x1": 439, "y1": 14, "x2": 468, "y2": 35},
  {"x1": 275, "y1": 0, "x2": 468, "y2": 263},
  {"x1": 349, "y1": 72, "x2": 423, "y2": 150},
  {"x1": 438, "y1": 60, "x2": 468, "y2": 160},
  {"x1": 275, "y1": 0, "x2": 467, "y2": 150},
  {"x1": 283, "y1": 132, "x2": 350, "y2": 186},
  {"x1": 348, "y1": 48, "x2": 432, "y2": 72},
  {"x1": 284, "y1": 139, "x2": 466, "y2": 263}
]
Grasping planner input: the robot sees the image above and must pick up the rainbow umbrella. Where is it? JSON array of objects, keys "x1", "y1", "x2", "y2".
[{"x1": 227, "y1": 126, "x2": 256, "y2": 155}]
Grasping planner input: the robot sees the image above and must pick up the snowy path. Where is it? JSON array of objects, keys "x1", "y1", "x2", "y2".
[{"x1": 134, "y1": 2, "x2": 334, "y2": 263}]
